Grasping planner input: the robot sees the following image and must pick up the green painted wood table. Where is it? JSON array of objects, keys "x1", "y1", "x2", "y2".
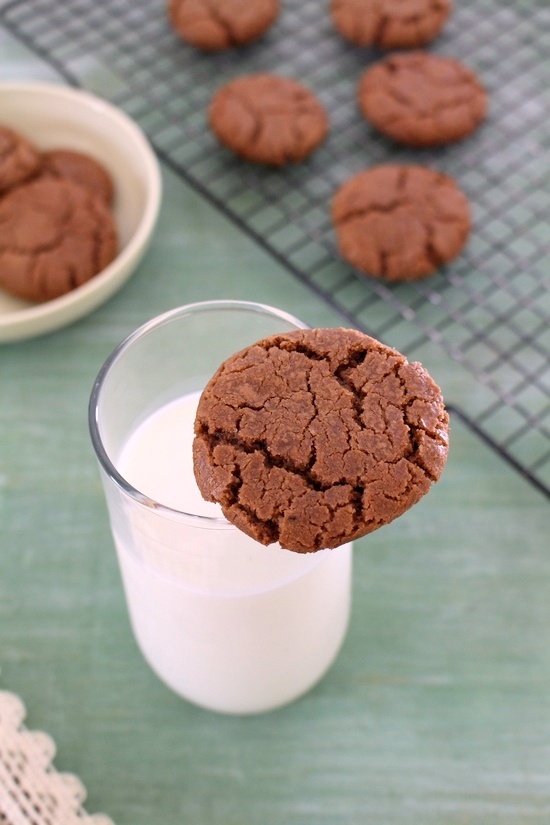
[{"x1": 1, "y1": 23, "x2": 550, "y2": 825}]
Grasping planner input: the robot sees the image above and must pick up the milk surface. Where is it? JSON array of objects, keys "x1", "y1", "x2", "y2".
[
  {"x1": 114, "y1": 392, "x2": 352, "y2": 714},
  {"x1": 119, "y1": 390, "x2": 219, "y2": 517}
]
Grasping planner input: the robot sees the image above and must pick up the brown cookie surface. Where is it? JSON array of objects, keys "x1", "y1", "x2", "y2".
[
  {"x1": 0, "y1": 125, "x2": 41, "y2": 194},
  {"x1": 0, "y1": 177, "x2": 117, "y2": 303},
  {"x1": 209, "y1": 74, "x2": 328, "y2": 166},
  {"x1": 332, "y1": 165, "x2": 470, "y2": 281},
  {"x1": 41, "y1": 149, "x2": 114, "y2": 205},
  {"x1": 358, "y1": 52, "x2": 487, "y2": 146},
  {"x1": 331, "y1": 0, "x2": 452, "y2": 49},
  {"x1": 193, "y1": 327, "x2": 449, "y2": 553},
  {"x1": 168, "y1": 0, "x2": 279, "y2": 50}
]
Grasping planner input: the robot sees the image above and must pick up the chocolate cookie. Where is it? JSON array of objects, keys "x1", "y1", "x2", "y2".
[
  {"x1": 331, "y1": 0, "x2": 452, "y2": 49},
  {"x1": 209, "y1": 74, "x2": 328, "y2": 165},
  {"x1": 193, "y1": 327, "x2": 449, "y2": 553},
  {"x1": 41, "y1": 149, "x2": 114, "y2": 205},
  {"x1": 168, "y1": 0, "x2": 279, "y2": 50},
  {"x1": 331, "y1": 165, "x2": 470, "y2": 281},
  {"x1": 0, "y1": 177, "x2": 117, "y2": 303},
  {"x1": 0, "y1": 125, "x2": 41, "y2": 195},
  {"x1": 358, "y1": 52, "x2": 487, "y2": 146}
]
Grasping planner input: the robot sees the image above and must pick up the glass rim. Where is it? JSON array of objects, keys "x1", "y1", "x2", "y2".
[{"x1": 88, "y1": 299, "x2": 308, "y2": 528}]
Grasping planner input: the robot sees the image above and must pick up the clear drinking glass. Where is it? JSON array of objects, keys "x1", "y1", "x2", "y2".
[{"x1": 89, "y1": 300, "x2": 353, "y2": 715}]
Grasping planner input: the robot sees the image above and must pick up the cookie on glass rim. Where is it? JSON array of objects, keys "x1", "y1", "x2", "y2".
[{"x1": 193, "y1": 327, "x2": 449, "y2": 553}]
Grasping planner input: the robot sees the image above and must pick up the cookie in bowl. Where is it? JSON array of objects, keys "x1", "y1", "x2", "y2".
[{"x1": 0, "y1": 83, "x2": 161, "y2": 342}]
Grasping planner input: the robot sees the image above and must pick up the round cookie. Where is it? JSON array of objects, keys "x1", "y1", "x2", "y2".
[
  {"x1": 331, "y1": 165, "x2": 470, "y2": 281},
  {"x1": 0, "y1": 177, "x2": 117, "y2": 303},
  {"x1": 41, "y1": 149, "x2": 114, "y2": 205},
  {"x1": 168, "y1": 0, "x2": 279, "y2": 50},
  {"x1": 209, "y1": 74, "x2": 328, "y2": 166},
  {"x1": 358, "y1": 52, "x2": 487, "y2": 147},
  {"x1": 0, "y1": 125, "x2": 41, "y2": 195},
  {"x1": 193, "y1": 327, "x2": 449, "y2": 553},
  {"x1": 331, "y1": 0, "x2": 452, "y2": 49}
]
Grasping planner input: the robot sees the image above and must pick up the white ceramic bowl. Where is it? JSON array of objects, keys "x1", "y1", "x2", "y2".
[{"x1": 0, "y1": 82, "x2": 162, "y2": 342}]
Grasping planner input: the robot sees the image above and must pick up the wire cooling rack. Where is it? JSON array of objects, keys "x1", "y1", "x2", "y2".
[{"x1": 2, "y1": 0, "x2": 549, "y2": 497}]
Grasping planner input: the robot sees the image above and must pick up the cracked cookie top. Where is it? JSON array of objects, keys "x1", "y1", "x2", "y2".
[
  {"x1": 41, "y1": 149, "x2": 114, "y2": 206},
  {"x1": 358, "y1": 52, "x2": 487, "y2": 147},
  {"x1": 193, "y1": 327, "x2": 449, "y2": 553},
  {"x1": 331, "y1": 0, "x2": 452, "y2": 50},
  {"x1": 209, "y1": 74, "x2": 328, "y2": 166},
  {"x1": 0, "y1": 126, "x2": 41, "y2": 195},
  {"x1": 0, "y1": 177, "x2": 118, "y2": 303},
  {"x1": 332, "y1": 164, "x2": 470, "y2": 281},
  {"x1": 168, "y1": 0, "x2": 279, "y2": 50}
]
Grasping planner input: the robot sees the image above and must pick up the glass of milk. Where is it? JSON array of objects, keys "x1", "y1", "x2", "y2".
[{"x1": 89, "y1": 301, "x2": 353, "y2": 715}]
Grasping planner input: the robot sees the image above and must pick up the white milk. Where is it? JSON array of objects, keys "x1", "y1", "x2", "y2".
[{"x1": 115, "y1": 392, "x2": 352, "y2": 715}]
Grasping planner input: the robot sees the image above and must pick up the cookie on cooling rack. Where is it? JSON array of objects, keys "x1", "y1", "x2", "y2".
[
  {"x1": 358, "y1": 52, "x2": 487, "y2": 147},
  {"x1": 0, "y1": 125, "x2": 41, "y2": 195},
  {"x1": 168, "y1": 0, "x2": 279, "y2": 50},
  {"x1": 331, "y1": 0, "x2": 452, "y2": 49},
  {"x1": 0, "y1": 177, "x2": 117, "y2": 303},
  {"x1": 209, "y1": 74, "x2": 328, "y2": 165},
  {"x1": 193, "y1": 327, "x2": 449, "y2": 553},
  {"x1": 331, "y1": 164, "x2": 470, "y2": 281},
  {"x1": 41, "y1": 149, "x2": 114, "y2": 206}
]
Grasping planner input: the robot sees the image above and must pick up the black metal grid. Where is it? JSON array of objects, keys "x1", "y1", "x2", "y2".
[{"x1": 2, "y1": 0, "x2": 550, "y2": 497}]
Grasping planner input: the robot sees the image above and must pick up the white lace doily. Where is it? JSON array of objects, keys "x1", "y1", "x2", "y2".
[{"x1": 0, "y1": 691, "x2": 114, "y2": 825}]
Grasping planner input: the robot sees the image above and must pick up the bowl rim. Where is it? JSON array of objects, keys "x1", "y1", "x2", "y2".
[{"x1": 0, "y1": 81, "x2": 162, "y2": 340}]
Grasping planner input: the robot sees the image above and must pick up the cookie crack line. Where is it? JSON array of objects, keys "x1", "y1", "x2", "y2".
[
  {"x1": 204, "y1": 0, "x2": 238, "y2": 46},
  {"x1": 287, "y1": 109, "x2": 322, "y2": 165},
  {"x1": 227, "y1": 89, "x2": 263, "y2": 148},
  {"x1": 304, "y1": 366, "x2": 320, "y2": 475},
  {"x1": 234, "y1": 486, "x2": 366, "y2": 553},
  {"x1": 387, "y1": 66, "x2": 475, "y2": 85},
  {"x1": 201, "y1": 428, "x2": 341, "y2": 493},
  {"x1": 232, "y1": 97, "x2": 317, "y2": 118},
  {"x1": 334, "y1": 202, "x2": 465, "y2": 229},
  {"x1": 406, "y1": 438, "x2": 447, "y2": 483},
  {"x1": 228, "y1": 90, "x2": 322, "y2": 160},
  {"x1": 267, "y1": 338, "x2": 372, "y2": 372},
  {"x1": 393, "y1": 361, "x2": 446, "y2": 466},
  {"x1": 0, "y1": 238, "x2": 61, "y2": 256},
  {"x1": 384, "y1": 85, "x2": 484, "y2": 118},
  {"x1": 373, "y1": 13, "x2": 388, "y2": 46},
  {"x1": 67, "y1": 263, "x2": 78, "y2": 291},
  {"x1": 235, "y1": 500, "x2": 280, "y2": 545},
  {"x1": 424, "y1": 223, "x2": 444, "y2": 271},
  {"x1": 334, "y1": 201, "x2": 398, "y2": 224}
]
